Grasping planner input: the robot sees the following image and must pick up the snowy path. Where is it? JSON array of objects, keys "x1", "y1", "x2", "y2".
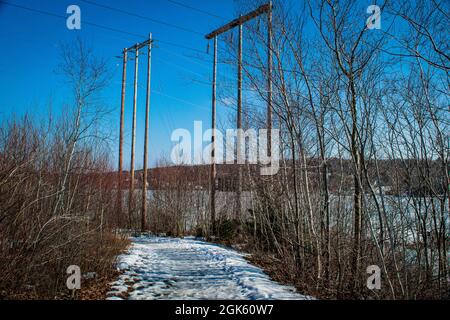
[{"x1": 107, "y1": 236, "x2": 312, "y2": 300}]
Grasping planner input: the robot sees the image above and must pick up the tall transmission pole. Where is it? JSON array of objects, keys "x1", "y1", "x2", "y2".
[
  {"x1": 210, "y1": 36, "x2": 218, "y2": 235},
  {"x1": 118, "y1": 48, "x2": 127, "y2": 227},
  {"x1": 129, "y1": 45, "x2": 139, "y2": 229},
  {"x1": 141, "y1": 34, "x2": 153, "y2": 232},
  {"x1": 205, "y1": 3, "x2": 272, "y2": 226},
  {"x1": 267, "y1": 1, "x2": 273, "y2": 156},
  {"x1": 236, "y1": 21, "x2": 243, "y2": 220}
]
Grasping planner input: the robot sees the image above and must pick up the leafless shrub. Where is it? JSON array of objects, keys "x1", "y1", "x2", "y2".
[{"x1": 0, "y1": 40, "x2": 128, "y2": 299}]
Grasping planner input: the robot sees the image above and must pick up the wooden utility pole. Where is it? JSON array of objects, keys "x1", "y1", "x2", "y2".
[
  {"x1": 129, "y1": 45, "x2": 139, "y2": 229},
  {"x1": 206, "y1": 4, "x2": 272, "y2": 223},
  {"x1": 267, "y1": 1, "x2": 273, "y2": 156},
  {"x1": 236, "y1": 21, "x2": 243, "y2": 220},
  {"x1": 141, "y1": 34, "x2": 153, "y2": 232},
  {"x1": 118, "y1": 48, "x2": 127, "y2": 227},
  {"x1": 210, "y1": 36, "x2": 217, "y2": 235}
]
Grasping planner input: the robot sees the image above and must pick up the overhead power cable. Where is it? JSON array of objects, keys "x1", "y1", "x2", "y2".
[
  {"x1": 0, "y1": 1, "x2": 207, "y2": 55},
  {"x1": 166, "y1": 0, "x2": 226, "y2": 20},
  {"x1": 80, "y1": 0, "x2": 204, "y2": 36},
  {"x1": 0, "y1": 0, "x2": 148, "y2": 39},
  {"x1": 155, "y1": 39, "x2": 207, "y2": 55}
]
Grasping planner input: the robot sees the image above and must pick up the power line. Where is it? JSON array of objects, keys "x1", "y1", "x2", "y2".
[
  {"x1": 153, "y1": 89, "x2": 210, "y2": 112},
  {"x1": 157, "y1": 47, "x2": 212, "y2": 69},
  {"x1": 155, "y1": 56, "x2": 208, "y2": 79},
  {"x1": 166, "y1": 0, "x2": 225, "y2": 20},
  {"x1": 155, "y1": 39, "x2": 207, "y2": 55},
  {"x1": 80, "y1": 0, "x2": 204, "y2": 36},
  {"x1": 116, "y1": 76, "x2": 210, "y2": 111},
  {"x1": 134, "y1": 82, "x2": 210, "y2": 112},
  {"x1": 2, "y1": 0, "x2": 271, "y2": 60},
  {"x1": 1, "y1": 0, "x2": 208, "y2": 55},
  {"x1": 0, "y1": 0, "x2": 148, "y2": 39}
]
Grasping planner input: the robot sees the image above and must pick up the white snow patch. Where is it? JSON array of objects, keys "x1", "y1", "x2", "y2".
[{"x1": 107, "y1": 236, "x2": 314, "y2": 300}]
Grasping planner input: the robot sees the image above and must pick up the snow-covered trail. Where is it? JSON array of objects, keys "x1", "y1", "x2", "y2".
[{"x1": 107, "y1": 236, "x2": 312, "y2": 300}]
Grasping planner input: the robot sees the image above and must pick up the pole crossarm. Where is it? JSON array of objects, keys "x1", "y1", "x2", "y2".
[
  {"x1": 205, "y1": 3, "x2": 271, "y2": 39},
  {"x1": 126, "y1": 39, "x2": 154, "y2": 52}
]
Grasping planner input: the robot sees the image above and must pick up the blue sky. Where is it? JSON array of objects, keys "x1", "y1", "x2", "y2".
[
  {"x1": 0, "y1": 0, "x2": 392, "y2": 169},
  {"x1": 0, "y1": 0, "x2": 242, "y2": 169}
]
